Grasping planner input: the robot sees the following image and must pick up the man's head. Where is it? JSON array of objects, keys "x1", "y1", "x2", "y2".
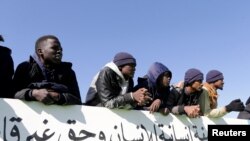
[
  {"x1": 35, "y1": 35, "x2": 62, "y2": 65},
  {"x1": 184, "y1": 68, "x2": 203, "y2": 91},
  {"x1": 147, "y1": 62, "x2": 172, "y2": 88},
  {"x1": 206, "y1": 70, "x2": 224, "y2": 90},
  {"x1": 113, "y1": 52, "x2": 136, "y2": 79},
  {"x1": 206, "y1": 70, "x2": 224, "y2": 83}
]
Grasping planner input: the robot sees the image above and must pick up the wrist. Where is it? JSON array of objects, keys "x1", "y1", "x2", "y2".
[
  {"x1": 30, "y1": 89, "x2": 37, "y2": 100},
  {"x1": 130, "y1": 92, "x2": 134, "y2": 101},
  {"x1": 225, "y1": 105, "x2": 232, "y2": 112}
]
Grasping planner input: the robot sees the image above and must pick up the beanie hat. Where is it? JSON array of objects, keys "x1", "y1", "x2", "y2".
[
  {"x1": 184, "y1": 68, "x2": 203, "y2": 85},
  {"x1": 206, "y1": 70, "x2": 224, "y2": 83},
  {"x1": 113, "y1": 52, "x2": 136, "y2": 67}
]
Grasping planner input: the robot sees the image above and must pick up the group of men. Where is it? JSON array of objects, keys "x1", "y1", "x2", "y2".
[{"x1": 1, "y1": 34, "x2": 249, "y2": 120}]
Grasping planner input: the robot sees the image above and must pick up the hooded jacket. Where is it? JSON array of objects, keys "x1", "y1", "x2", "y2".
[
  {"x1": 133, "y1": 62, "x2": 171, "y2": 110},
  {"x1": 85, "y1": 62, "x2": 134, "y2": 108}
]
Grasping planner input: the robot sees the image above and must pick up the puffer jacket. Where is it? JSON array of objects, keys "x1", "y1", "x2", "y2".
[{"x1": 13, "y1": 55, "x2": 81, "y2": 105}]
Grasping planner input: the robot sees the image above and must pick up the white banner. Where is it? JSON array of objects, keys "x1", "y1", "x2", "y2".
[{"x1": 0, "y1": 98, "x2": 249, "y2": 141}]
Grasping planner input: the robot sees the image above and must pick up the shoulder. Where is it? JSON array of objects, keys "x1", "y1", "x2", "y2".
[
  {"x1": 171, "y1": 81, "x2": 184, "y2": 94},
  {"x1": 57, "y1": 62, "x2": 75, "y2": 72},
  {"x1": 60, "y1": 62, "x2": 73, "y2": 68},
  {"x1": 99, "y1": 66, "x2": 114, "y2": 75},
  {"x1": 0, "y1": 46, "x2": 11, "y2": 55},
  {"x1": 16, "y1": 61, "x2": 30, "y2": 69},
  {"x1": 137, "y1": 76, "x2": 148, "y2": 83}
]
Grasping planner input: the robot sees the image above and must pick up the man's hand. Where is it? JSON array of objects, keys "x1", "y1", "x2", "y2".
[
  {"x1": 184, "y1": 105, "x2": 200, "y2": 118},
  {"x1": 148, "y1": 99, "x2": 161, "y2": 113},
  {"x1": 47, "y1": 89, "x2": 60, "y2": 102},
  {"x1": 32, "y1": 89, "x2": 61, "y2": 105},
  {"x1": 32, "y1": 89, "x2": 54, "y2": 105},
  {"x1": 132, "y1": 88, "x2": 152, "y2": 106}
]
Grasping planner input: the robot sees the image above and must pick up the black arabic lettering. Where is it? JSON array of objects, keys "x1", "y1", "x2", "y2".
[
  {"x1": 192, "y1": 126, "x2": 207, "y2": 141},
  {"x1": 110, "y1": 125, "x2": 121, "y2": 141},
  {"x1": 3, "y1": 116, "x2": 22, "y2": 141},
  {"x1": 3, "y1": 116, "x2": 7, "y2": 141},
  {"x1": 171, "y1": 125, "x2": 190, "y2": 141},
  {"x1": 158, "y1": 124, "x2": 173, "y2": 141},
  {"x1": 120, "y1": 123, "x2": 144, "y2": 141},
  {"x1": 68, "y1": 128, "x2": 96, "y2": 140},
  {"x1": 26, "y1": 129, "x2": 55, "y2": 141},
  {"x1": 99, "y1": 131, "x2": 106, "y2": 141},
  {"x1": 140, "y1": 124, "x2": 153, "y2": 141},
  {"x1": 58, "y1": 134, "x2": 61, "y2": 141},
  {"x1": 10, "y1": 125, "x2": 20, "y2": 141}
]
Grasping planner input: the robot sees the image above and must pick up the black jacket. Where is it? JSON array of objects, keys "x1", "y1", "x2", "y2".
[
  {"x1": 13, "y1": 56, "x2": 81, "y2": 105},
  {"x1": 167, "y1": 84, "x2": 203, "y2": 115},
  {"x1": 133, "y1": 76, "x2": 170, "y2": 110},
  {"x1": 0, "y1": 46, "x2": 14, "y2": 98},
  {"x1": 86, "y1": 63, "x2": 134, "y2": 108}
]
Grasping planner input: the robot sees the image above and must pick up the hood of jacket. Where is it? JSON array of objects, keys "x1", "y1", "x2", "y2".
[{"x1": 147, "y1": 62, "x2": 171, "y2": 87}]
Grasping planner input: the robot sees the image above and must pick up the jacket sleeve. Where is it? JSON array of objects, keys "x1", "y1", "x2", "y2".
[
  {"x1": 199, "y1": 89, "x2": 212, "y2": 116},
  {"x1": 0, "y1": 49, "x2": 14, "y2": 98},
  {"x1": 13, "y1": 62, "x2": 34, "y2": 100},
  {"x1": 60, "y1": 68, "x2": 82, "y2": 105},
  {"x1": 96, "y1": 68, "x2": 134, "y2": 109},
  {"x1": 166, "y1": 87, "x2": 180, "y2": 112},
  {"x1": 200, "y1": 89, "x2": 227, "y2": 117}
]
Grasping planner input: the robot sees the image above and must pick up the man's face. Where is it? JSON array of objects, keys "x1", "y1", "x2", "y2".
[
  {"x1": 120, "y1": 64, "x2": 136, "y2": 79},
  {"x1": 39, "y1": 38, "x2": 62, "y2": 65},
  {"x1": 191, "y1": 80, "x2": 203, "y2": 92},
  {"x1": 214, "y1": 79, "x2": 224, "y2": 90},
  {"x1": 161, "y1": 74, "x2": 171, "y2": 87}
]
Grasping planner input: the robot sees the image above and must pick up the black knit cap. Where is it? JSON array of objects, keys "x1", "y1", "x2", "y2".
[{"x1": 113, "y1": 52, "x2": 136, "y2": 67}]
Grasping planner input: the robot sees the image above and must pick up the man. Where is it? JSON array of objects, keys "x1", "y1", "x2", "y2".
[
  {"x1": 13, "y1": 35, "x2": 82, "y2": 105},
  {"x1": 85, "y1": 52, "x2": 152, "y2": 109},
  {"x1": 200, "y1": 70, "x2": 244, "y2": 117},
  {"x1": 237, "y1": 96, "x2": 250, "y2": 120},
  {"x1": 166, "y1": 68, "x2": 203, "y2": 118},
  {"x1": 133, "y1": 62, "x2": 171, "y2": 115},
  {"x1": 0, "y1": 35, "x2": 14, "y2": 98}
]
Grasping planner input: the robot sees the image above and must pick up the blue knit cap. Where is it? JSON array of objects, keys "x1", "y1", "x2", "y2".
[
  {"x1": 113, "y1": 52, "x2": 136, "y2": 67},
  {"x1": 206, "y1": 70, "x2": 224, "y2": 83},
  {"x1": 184, "y1": 68, "x2": 203, "y2": 85}
]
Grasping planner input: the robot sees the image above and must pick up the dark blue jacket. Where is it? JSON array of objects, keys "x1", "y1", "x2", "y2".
[
  {"x1": 13, "y1": 55, "x2": 81, "y2": 105},
  {"x1": 133, "y1": 62, "x2": 171, "y2": 110},
  {"x1": 0, "y1": 46, "x2": 14, "y2": 98}
]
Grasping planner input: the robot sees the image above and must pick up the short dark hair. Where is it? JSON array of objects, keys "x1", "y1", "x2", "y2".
[{"x1": 35, "y1": 35, "x2": 61, "y2": 54}]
